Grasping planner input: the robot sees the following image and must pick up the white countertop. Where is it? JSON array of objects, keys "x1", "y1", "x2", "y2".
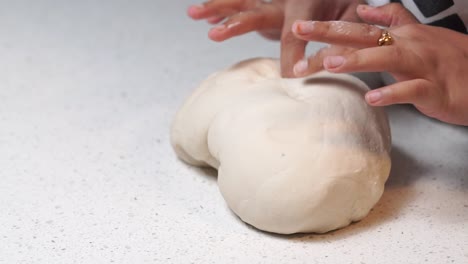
[{"x1": 0, "y1": 1, "x2": 467, "y2": 263}]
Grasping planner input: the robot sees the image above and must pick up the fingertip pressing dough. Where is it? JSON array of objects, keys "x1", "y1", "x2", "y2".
[{"x1": 171, "y1": 58, "x2": 391, "y2": 234}]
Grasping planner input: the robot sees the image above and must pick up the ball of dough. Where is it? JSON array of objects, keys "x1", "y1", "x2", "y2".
[{"x1": 171, "y1": 58, "x2": 391, "y2": 234}]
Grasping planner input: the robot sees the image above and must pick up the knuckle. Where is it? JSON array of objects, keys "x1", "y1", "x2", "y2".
[
  {"x1": 307, "y1": 55, "x2": 323, "y2": 72},
  {"x1": 359, "y1": 23, "x2": 380, "y2": 39},
  {"x1": 319, "y1": 22, "x2": 331, "y2": 38},
  {"x1": 281, "y1": 31, "x2": 298, "y2": 45},
  {"x1": 411, "y1": 81, "x2": 429, "y2": 99},
  {"x1": 388, "y1": 47, "x2": 404, "y2": 68},
  {"x1": 346, "y1": 52, "x2": 360, "y2": 67},
  {"x1": 386, "y1": 46, "x2": 406, "y2": 73},
  {"x1": 281, "y1": 31, "x2": 305, "y2": 49}
]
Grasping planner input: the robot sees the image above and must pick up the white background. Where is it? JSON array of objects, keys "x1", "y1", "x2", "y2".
[{"x1": 0, "y1": 1, "x2": 467, "y2": 263}]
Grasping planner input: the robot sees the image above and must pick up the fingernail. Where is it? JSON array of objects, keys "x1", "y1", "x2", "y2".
[
  {"x1": 187, "y1": 5, "x2": 204, "y2": 16},
  {"x1": 189, "y1": 4, "x2": 203, "y2": 12},
  {"x1": 324, "y1": 56, "x2": 345, "y2": 69},
  {"x1": 293, "y1": 59, "x2": 308, "y2": 76},
  {"x1": 366, "y1": 91, "x2": 383, "y2": 104},
  {"x1": 293, "y1": 21, "x2": 315, "y2": 34}
]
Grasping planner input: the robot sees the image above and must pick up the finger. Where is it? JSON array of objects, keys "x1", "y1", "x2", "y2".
[
  {"x1": 207, "y1": 16, "x2": 226, "y2": 24},
  {"x1": 292, "y1": 20, "x2": 382, "y2": 49},
  {"x1": 187, "y1": 1, "x2": 244, "y2": 20},
  {"x1": 293, "y1": 45, "x2": 356, "y2": 77},
  {"x1": 340, "y1": 0, "x2": 364, "y2": 22},
  {"x1": 356, "y1": 3, "x2": 419, "y2": 27},
  {"x1": 208, "y1": 7, "x2": 282, "y2": 42},
  {"x1": 365, "y1": 79, "x2": 442, "y2": 113},
  {"x1": 280, "y1": 31, "x2": 306, "y2": 78},
  {"x1": 280, "y1": 4, "x2": 313, "y2": 77},
  {"x1": 322, "y1": 46, "x2": 420, "y2": 75}
]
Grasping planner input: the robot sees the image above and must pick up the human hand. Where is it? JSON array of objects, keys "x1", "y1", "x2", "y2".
[
  {"x1": 187, "y1": 0, "x2": 365, "y2": 77},
  {"x1": 291, "y1": 3, "x2": 468, "y2": 125}
]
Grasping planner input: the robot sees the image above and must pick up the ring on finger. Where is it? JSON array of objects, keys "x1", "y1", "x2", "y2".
[{"x1": 378, "y1": 31, "x2": 393, "y2": 46}]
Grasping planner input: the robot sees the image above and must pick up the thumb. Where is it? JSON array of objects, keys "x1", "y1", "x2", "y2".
[{"x1": 357, "y1": 3, "x2": 419, "y2": 27}]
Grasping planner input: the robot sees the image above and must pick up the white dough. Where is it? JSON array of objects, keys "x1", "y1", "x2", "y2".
[{"x1": 171, "y1": 58, "x2": 391, "y2": 234}]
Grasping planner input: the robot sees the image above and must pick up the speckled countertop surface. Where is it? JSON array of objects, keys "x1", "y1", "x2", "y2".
[{"x1": 0, "y1": 1, "x2": 467, "y2": 263}]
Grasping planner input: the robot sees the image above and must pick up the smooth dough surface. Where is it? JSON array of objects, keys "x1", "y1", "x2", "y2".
[{"x1": 171, "y1": 58, "x2": 391, "y2": 234}]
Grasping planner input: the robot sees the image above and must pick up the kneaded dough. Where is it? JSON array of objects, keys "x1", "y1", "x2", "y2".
[{"x1": 171, "y1": 58, "x2": 391, "y2": 234}]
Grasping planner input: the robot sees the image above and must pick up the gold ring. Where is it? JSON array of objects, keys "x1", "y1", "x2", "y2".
[{"x1": 378, "y1": 31, "x2": 393, "y2": 46}]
